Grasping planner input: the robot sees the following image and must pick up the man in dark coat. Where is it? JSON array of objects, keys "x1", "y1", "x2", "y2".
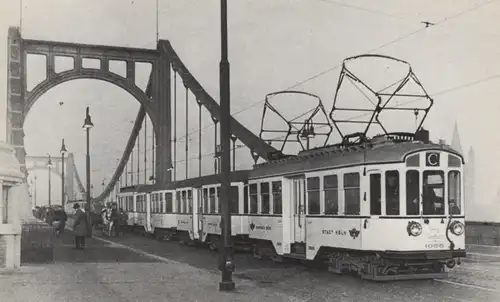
[{"x1": 72, "y1": 203, "x2": 89, "y2": 249}]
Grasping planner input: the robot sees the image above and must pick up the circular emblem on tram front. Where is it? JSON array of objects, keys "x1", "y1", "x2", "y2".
[{"x1": 426, "y1": 152, "x2": 440, "y2": 167}]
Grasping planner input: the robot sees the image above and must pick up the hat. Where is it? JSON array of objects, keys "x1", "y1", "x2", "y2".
[{"x1": 73, "y1": 203, "x2": 80, "y2": 209}]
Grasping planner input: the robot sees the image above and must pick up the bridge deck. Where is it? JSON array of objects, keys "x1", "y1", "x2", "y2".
[{"x1": 2, "y1": 230, "x2": 500, "y2": 301}]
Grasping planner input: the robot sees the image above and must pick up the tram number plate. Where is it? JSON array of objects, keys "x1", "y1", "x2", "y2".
[{"x1": 425, "y1": 243, "x2": 444, "y2": 249}]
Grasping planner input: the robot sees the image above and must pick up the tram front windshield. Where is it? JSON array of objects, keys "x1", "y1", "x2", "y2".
[{"x1": 422, "y1": 171, "x2": 444, "y2": 215}]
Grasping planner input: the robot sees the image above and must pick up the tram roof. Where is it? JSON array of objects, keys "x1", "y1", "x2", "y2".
[
  {"x1": 250, "y1": 141, "x2": 464, "y2": 179},
  {"x1": 119, "y1": 170, "x2": 251, "y2": 193}
]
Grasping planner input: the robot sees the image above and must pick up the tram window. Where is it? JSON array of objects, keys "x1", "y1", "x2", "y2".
[
  {"x1": 344, "y1": 173, "x2": 360, "y2": 215},
  {"x1": 136, "y1": 196, "x2": 141, "y2": 213},
  {"x1": 324, "y1": 175, "x2": 338, "y2": 215},
  {"x1": 176, "y1": 192, "x2": 181, "y2": 213},
  {"x1": 260, "y1": 183, "x2": 270, "y2": 214},
  {"x1": 181, "y1": 191, "x2": 187, "y2": 213},
  {"x1": 385, "y1": 171, "x2": 400, "y2": 215},
  {"x1": 422, "y1": 171, "x2": 445, "y2": 215},
  {"x1": 406, "y1": 154, "x2": 420, "y2": 167},
  {"x1": 203, "y1": 188, "x2": 209, "y2": 214},
  {"x1": 243, "y1": 185, "x2": 249, "y2": 214},
  {"x1": 448, "y1": 171, "x2": 461, "y2": 215},
  {"x1": 155, "y1": 194, "x2": 158, "y2": 213},
  {"x1": 187, "y1": 190, "x2": 193, "y2": 213},
  {"x1": 230, "y1": 186, "x2": 239, "y2": 214},
  {"x1": 209, "y1": 188, "x2": 216, "y2": 214},
  {"x1": 448, "y1": 155, "x2": 461, "y2": 167},
  {"x1": 150, "y1": 195, "x2": 154, "y2": 213},
  {"x1": 406, "y1": 170, "x2": 419, "y2": 215},
  {"x1": 151, "y1": 194, "x2": 155, "y2": 213},
  {"x1": 249, "y1": 184, "x2": 258, "y2": 214},
  {"x1": 154, "y1": 194, "x2": 157, "y2": 213},
  {"x1": 166, "y1": 193, "x2": 173, "y2": 213},
  {"x1": 307, "y1": 177, "x2": 320, "y2": 214},
  {"x1": 369, "y1": 174, "x2": 381, "y2": 215},
  {"x1": 272, "y1": 181, "x2": 282, "y2": 214},
  {"x1": 217, "y1": 187, "x2": 221, "y2": 213},
  {"x1": 160, "y1": 193, "x2": 164, "y2": 213}
]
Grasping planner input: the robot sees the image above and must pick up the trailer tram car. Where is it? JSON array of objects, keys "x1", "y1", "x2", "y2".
[
  {"x1": 117, "y1": 171, "x2": 252, "y2": 249},
  {"x1": 246, "y1": 131, "x2": 466, "y2": 280}
]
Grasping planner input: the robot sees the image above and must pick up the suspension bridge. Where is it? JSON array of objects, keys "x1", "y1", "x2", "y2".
[{"x1": 6, "y1": 25, "x2": 279, "y2": 209}]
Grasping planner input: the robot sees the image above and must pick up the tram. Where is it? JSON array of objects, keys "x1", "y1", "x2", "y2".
[{"x1": 116, "y1": 54, "x2": 466, "y2": 280}]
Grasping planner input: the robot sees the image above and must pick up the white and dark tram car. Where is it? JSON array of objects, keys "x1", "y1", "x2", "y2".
[
  {"x1": 246, "y1": 130, "x2": 466, "y2": 280},
  {"x1": 117, "y1": 171, "x2": 252, "y2": 249}
]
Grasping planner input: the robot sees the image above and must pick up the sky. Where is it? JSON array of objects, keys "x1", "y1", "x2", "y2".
[{"x1": 0, "y1": 0, "x2": 499, "y2": 220}]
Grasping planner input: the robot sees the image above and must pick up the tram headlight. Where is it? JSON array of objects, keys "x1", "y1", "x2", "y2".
[
  {"x1": 449, "y1": 221, "x2": 464, "y2": 236},
  {"x1": 407, "y1": 221, "x2": 422, "y2": 237}
]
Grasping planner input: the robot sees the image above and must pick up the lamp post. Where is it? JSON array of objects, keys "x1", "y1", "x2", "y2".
[
  {"x1": 218, "y1": 0, "x2": 235, "y2": 291},
  {"x1": 46, "y1": 154, "x2": 53, "y2": 206},
  {"x1": 33, "y1": 175, "x2": 37, "y2": 207},
  {"x1": 83, "y1": 106, "x2": 94, "y2": 237},
  {"x1": 60, "y1": 139, "x2": 67, "y2": 208},
  {"x1": 101, "y1": 179, "x2": 106, "y2": 203}
]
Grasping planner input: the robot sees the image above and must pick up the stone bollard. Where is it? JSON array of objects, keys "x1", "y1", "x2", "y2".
[
  {"x1": 20, "y1": 220, "x2": 55, "y2": 263},
  {"x1": 0, "y1": 143, "x2": 25, "y2": 269}
]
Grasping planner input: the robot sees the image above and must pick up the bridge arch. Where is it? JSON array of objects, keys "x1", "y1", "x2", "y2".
[{"x1": 24, "y1": 70, "x2": 157, "y2": 128}]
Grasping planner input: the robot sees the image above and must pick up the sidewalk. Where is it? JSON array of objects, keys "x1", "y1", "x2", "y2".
[{"x1": 0, "y1": 232, "x2": 297, "y2": 302}]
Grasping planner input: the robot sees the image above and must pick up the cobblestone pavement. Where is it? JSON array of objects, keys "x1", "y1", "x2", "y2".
[
  {"x1": 2, "y1": 231, "x2": 499, "y2": 301},
  {"x1": 102, "y1": 233, "x2": 500, "y2": 302}
]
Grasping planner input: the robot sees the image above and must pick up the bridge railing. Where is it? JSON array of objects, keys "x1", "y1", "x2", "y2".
[{"x1": 466, "y1": 221, "x2": 500, "y2": 246}]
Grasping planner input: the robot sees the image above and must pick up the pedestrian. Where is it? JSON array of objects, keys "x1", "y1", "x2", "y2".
[
  {"x1": 53, "y1": 206, "x2": 67, "y2": 236},
  {"x1": 72, "y1": 203, "x2": 88, "y2": 249},
  {"x1": 118, "y1": 208, "x2": 128, "y2": 236}
]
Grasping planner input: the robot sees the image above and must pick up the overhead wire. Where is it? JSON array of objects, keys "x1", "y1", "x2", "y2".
[
  {"x1": 124, "y1": 0, "x2": 500, "y2": 179},
  {"x1": 169, "y1": 0, "x2": 497, "y2": 144},
  {"x1": 126, "y1": 72, "x2": 500, "y2": 180},
  {"x1": 315, "y1": 0, "x2": 419, "y2": 22},
  {"x1": 268, "y1": 72, "x2": 500, "y2": 143}
]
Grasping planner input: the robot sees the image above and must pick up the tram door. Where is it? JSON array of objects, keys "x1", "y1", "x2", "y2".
[
  {"x1": 145, "y1": 193, "x2": 153, "y2": 234},
  {"x1": 192, "y1": 189, "x2": 201, "y2": 240},
  {"x1": 197, "y1": 188, "x2": 203, "y2": 240},
  {"x1": 368, "y1": 171, "x2": 382, "y2": 217},
  {"x1": 292, "y1": 177, "x2": 306, "y2": 243}
]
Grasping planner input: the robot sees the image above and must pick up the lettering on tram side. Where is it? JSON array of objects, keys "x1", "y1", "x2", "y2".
[
  {"x1": 207, "y1": 222, "x2": 219, "y2": 228},
  {"x1": 178, "y1": 220, "x2": 189, "y2": 225},
  {"x1": 322, "y1": 229, "x2": 347, "y2": 236},
  {"x1": 249, "y1": 223, "x2": 271, "y2": 231}
]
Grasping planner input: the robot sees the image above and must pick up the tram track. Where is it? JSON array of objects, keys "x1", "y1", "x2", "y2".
[{"x1": 94, "y1": 231, "x2": 499, "y2": 301}]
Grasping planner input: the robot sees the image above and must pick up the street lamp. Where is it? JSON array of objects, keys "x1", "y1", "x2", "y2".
[
  {"x1": 83, "y1": 106, "x2": 94, "y2": 237},
  {"x1": 60, "y1": 139, "x2": 68, "y2": 208},
  {"x1": 101, "y1": 179, "x2": 106, "y2": 203},
  {"x1": 218, "y1": 0, "x2": 235, "y2": 291},
  {"x1": 46, "y1": 154, "x2": 53, "y2": 206}
]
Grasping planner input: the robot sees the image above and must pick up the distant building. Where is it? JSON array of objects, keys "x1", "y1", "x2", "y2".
[
  {"x1": 450, "y1": 122, "x2": 475, "y2": 214},
  {"x1": 450, "y1": 121, "x2": 463, "y2": 154}
]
